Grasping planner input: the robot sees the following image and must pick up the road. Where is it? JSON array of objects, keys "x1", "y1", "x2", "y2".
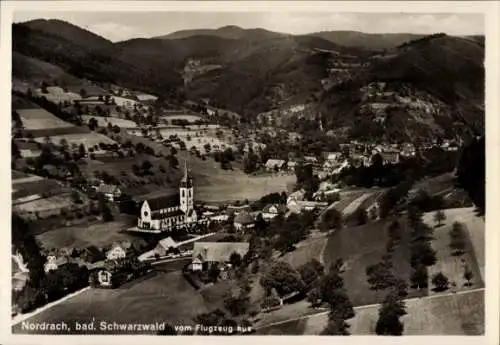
[{"x1": 254, "y1": 287, "x2": 485, "y2": 331}]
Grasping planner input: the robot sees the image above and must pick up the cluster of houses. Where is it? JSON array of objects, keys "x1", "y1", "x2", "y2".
[{"x1": 263, "y1": 139, "x2": 461, "y2": 178}]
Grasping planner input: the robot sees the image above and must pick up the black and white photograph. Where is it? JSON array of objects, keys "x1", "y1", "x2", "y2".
[{"x1": 2, "y1": 0, "x2": 498, "y2": 341}]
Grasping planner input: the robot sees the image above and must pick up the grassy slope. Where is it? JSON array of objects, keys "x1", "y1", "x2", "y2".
[{"x1": 323, "y1": 218, "x2": 426, "y2": 307}]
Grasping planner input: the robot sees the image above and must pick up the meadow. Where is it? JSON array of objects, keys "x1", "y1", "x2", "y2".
[
  {"x1": 35, "y1": 218, "x2": 139, "y2": 249},
  {"x1": 34, "y1": 132, "x2": 116, "y2": 150},
  {"x1": 12, "y1": 270, "x2": 220, "y2": 334},
  {"x1": 16, "y1": 108, "x2": 74, "y2": 130},
  {"x1": 81, "y1": 115, "x2": 138, "y2": 128},
  {"x1": 422, "y1": 207, "x2": 485, "y2": 289}
]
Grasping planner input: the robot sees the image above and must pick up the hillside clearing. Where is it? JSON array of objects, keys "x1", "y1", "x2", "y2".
[
  {"x1": 322, "y1": 218, "x2": 426, "y2": 306},
  {"x1": 34, "y1": 132, "x2": 116, "y2": 149},
  {"x1": 35, "y1": 218, "x2": 139, "y2": 249},
  {"x1": 16, "y1": 108, "x2": 74, "y2": 130},
  {"x1": 422, "y1": 207, "x2": 485, "y2": 287},
  {"x1": 161, "y1": 114, "x2": 203, "y2": 123},
  {"x1": 81, "y1": 115, "x2": 138, "y2": 128}
]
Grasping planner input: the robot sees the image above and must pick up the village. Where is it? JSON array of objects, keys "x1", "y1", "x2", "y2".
[{"x1": 11, "y1": 76, "x2": 482, "y2": 336}]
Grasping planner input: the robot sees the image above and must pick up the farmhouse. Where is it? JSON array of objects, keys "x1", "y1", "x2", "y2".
[
  {"x1": 233, "y1": 211, "x2": 255, "y2": 231},
  {"x1": 153, "y1": 237, "x2": 178, "y2": 257},
  {"x1": 135, "y1": 162, "x2": 197, "y2": 233},
  {"x1": 265, "y1": 159, "x2": 286, "y2": 172},
  {"x1": 287, "y1": 199, "x2": 328, "y2": 214},
  {"x1": 106, "y1": 242, "x2": 135, "y2": 261},
  {"x1": 262, "y1": 203, "x2": 287, "y2": 220},
  {"x1": 136, "y1": 93, "x2": 158, "y2": 103},
  {"x1": 97, "y1": 184, "x2": 122, "y2": 202},
  {"x1": 380, "y1": 149, "x2": 400, "y2": 165},
  {"x1": 44, "y1": 255, "x2": 69, "y2": 273},
  {"x1": 191, "y1": 242, "x2": 250, "y2": 271},
  {"x1": 287, "y1": 160, "x2": 298, "y2": 171},
  {"x1": 227, "y1": 204, "x2": 251, "y2": 215}
]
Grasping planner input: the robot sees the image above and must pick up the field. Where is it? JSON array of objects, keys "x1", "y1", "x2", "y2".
[
  {"x1": 34, "y1": 87, "x2": 82, "y2": 104},
  {"x1": 260, "y1": 288, "x2": 484, "y2": 335},
  {"x1": 13, "y1": 194, "x2": 74, "y2": 213},
  {"x1": 12, "y1": 178, "x2": 66, "y2": 200},
  {"x1": 161, "y1": 114, "x2": 203, "y2": 123},
  {"x1": 16, "y1": 108, "x2": 74, "y2": 130},
  {"x1": 322, "y1": 218, "x2": 426, "y2": 307},
  {"x1": 81, "y1": 115, "x2": 138, "y2": 128},
  {"x1": 118, "y1": 133, "x2": 295, "y2": 202},
  {"x1": 34, "y1": 132, "x2": 116, "y2": 150},
  {"x1": 422, "y1": 207, "x2": 485, "y2": 288},
  {"x1": 34, "y1": 218, "x2": 140, "y2": 249},
  {"x1": 12, "y1": 270, "x2": 219, "y2": 334},
  {"x1": 283, "y1": 236, "x2": 329, "y2": 269}
]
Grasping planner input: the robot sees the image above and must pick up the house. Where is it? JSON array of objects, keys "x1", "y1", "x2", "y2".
[
  {"x1": 287, "y1": 189, "x2": 306, "y2": 204},
  {"x1": 323, "y1": 152, "x2": 342, "y2": 162},
  {"x1": 136, "y1": 93, "x2": 158, "y2": 103},
  {"x1": 265, "y1": 159, "x2": 286, "y2": 172},
  {"x1": 262, "y1": 204, "x2": 287, "y2": 220},
  {"x1": 226, "y1": 204, "x2": 251, "y2": 215},
  {"x1": 287, "y1": 160, "x2": 298, "y2": 171},
  {"x1": 233, "y1": 211, "x2": 255, "y2": 231},
  {"x1": 106, "y1": 242, "x2": 135, "y2": 260},
  {"x1": 136, "y1": 162, "x2": 197, "y2": 233},
  {"x1": 154, "y1": 237, "x2": 178, "y2": 257},
  {"x1": 97, "y1": 184, "x2": 122, "y2": 202},
  {"x1": 287, "y1": 199, "x2": 328, "y2": 214},
  {"x1": 44, "y1": 255, "x2": 69, "y2": 273},
  {"x1": 191, "y1": 242, "x2": 250, "y2": 271},
  {"x1": 380, "y1": 150, "x2": 400, "y2": 165},
  {"x1": 304, "y1": 156, "x2": 318, "y2": 165},
  {"x1": 80, "y1": 246, "x2": 105, "y2": 263}
]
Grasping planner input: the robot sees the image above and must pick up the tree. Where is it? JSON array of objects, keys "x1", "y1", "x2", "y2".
[
  {"x1": 410, "y1": 241, "x2": 437, "y2": 267},
  {"x1": 366, "y1": 256, "x2": 395, "y2": 291},
  {"x1": 208, "y1": 263, "x2": 220, "y2": 282},
  {"x1": 307, "y1": 288, "x2": 322, "y2": 308},
  {"x1": 463, "y1": 265, "x2": 474, "y2": 286},
  {"x1": 320, "y1": 208, "x2": 343, "y2": 232},
  {"x1": 410, "y1": 264, "x2": 428, "y2": 290},
  {"x1": 298, "y1": 259, "x2": 324, "y2": 287},
  {"x1": 433, "y1": 210, "x2": 446, "y2": 227},
  {"x1": 321, "y1": 314, "x2": 350, "y2": 335},
  {"x1": 432, "y1": 272, "x2": 449, "y2": 292},
  {"x1": 259, "y1": 261, "x2": 305, "y2": 297},
  {"x1": 326, "y1": 289, "x2": 355, "y2": 320},
  {"x1": 375, "y1": 291, "x2": 407, "y2": 335},
  {"x1": 354, "y1": 207, "x2": 369, "y2": 225},
  {"x1": 141, "y1": 160, "x2": 153, "y2": 174},
  {"x1": 88, "y1": 118, "x2": 99, "y2": 131},
  {"x1": 388, "y1": 219, "x2": 402, "y2": 242},
  {"x1": 229, "y1": 252, "x2": 242, "y2": 268},
  {"x1": 449, "y1": 222, "x2": 467, "y2": 256},
  {"x1": 70, "y1": 190, "x2": 83, "y2": 204}
]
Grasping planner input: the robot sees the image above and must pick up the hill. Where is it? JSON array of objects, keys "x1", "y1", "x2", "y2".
[
  {"x1": 154, "y1": 25, "x2": 285, "y2": 41},
  {"x1": 309, "y1": 31, "x2": 426, "y2": 50},
  {"x1": 12, "y1": 21, "x2": 184, "y2": 98},
  {"x1": 317, "y1": 34, "x2": 485, "y2": 142}
]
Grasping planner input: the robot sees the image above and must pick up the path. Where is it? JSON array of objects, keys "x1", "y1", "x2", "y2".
[{"x1": 255, "y1": 287, "x2": 485, "y2": 331}]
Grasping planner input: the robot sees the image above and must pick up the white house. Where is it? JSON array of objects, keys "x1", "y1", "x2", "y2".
[
  {"x1": 261, "y1": 204, "x2": 287, "y2": 220},
  {"x1": 154, "y1": 237, "x2": 178, "y2": 257},
  {"x1": 265, "y1": 159, "x2": 286, "y2": 172},
  {"x1": 106, "y1": 245, "x2": 128, "y2": 261},
  {"x1": 97, "y1": 184, "x2": 122, "y2": 202}
]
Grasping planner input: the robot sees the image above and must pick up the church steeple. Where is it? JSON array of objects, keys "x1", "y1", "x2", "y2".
[{"x1": 180, "y1": 159, "x2": 192, "y2": 188}]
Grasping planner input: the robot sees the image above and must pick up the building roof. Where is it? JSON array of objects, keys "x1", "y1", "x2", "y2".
[
  {"x1": 265, "y1": 159, "x2": 286, "y2": 168},
  {"x1": 158, "y1": 237, "x2": 177, "y2": 250},
  {"x1": 262, "y1": 204, "x2": 287, "y2": 214},
  {"x1": 151, "y1": 209, "x2": 185, "y2": 220},
  {"x1": 192, "y1": 242, "x2": 250, "y2": 263},
  {"x1": 146, "y1": 194, "x2": 180, "y2": 211},
  {"x1": 98, "y1": 184, "x2": 121, "y2": 194},
  {"x1": 234, "y1": 211, "x2": 255, "y2": 224}
]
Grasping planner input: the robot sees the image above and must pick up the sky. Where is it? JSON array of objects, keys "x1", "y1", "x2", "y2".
[{"x1": 12, "y1": 11, "x2": 484, "y2": 42}]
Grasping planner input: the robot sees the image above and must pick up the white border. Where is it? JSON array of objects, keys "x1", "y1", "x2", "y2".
[{"x1": 1, "y1": 2, "x2": 498, "y2": 345}]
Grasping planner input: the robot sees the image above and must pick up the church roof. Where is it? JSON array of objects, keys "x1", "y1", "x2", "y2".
[
  {"x1": 151, "y1": 209, "x2": 185, "y2": 220},
  {"x1": 146, "y1": 194, "x2": 180, "y2": 211}
]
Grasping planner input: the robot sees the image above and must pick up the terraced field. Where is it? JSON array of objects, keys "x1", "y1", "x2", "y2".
[{"x1": 81, "y1": 115, "x2": 138, "y2": 128}]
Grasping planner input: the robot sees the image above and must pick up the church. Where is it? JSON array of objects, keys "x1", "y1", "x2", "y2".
[{"x1": 136, "y1": 162, "x2": 197, "y2": 233}]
